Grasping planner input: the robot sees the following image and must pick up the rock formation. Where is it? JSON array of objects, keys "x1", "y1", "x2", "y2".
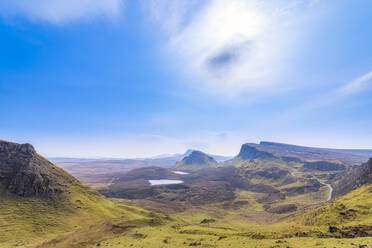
[
  {"x1": 237, "y1": 143, "x2": 275, "y2": 161},
  {"x1": 0, "y1": 140, "x2": 72, "y2": 197}
]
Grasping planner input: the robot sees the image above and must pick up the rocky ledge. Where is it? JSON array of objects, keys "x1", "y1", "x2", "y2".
[{"x1": 0, "y1": 140, "x2": 70, "y2": 198}]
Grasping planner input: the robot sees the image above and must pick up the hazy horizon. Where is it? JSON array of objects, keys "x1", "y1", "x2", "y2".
[{"x1": 6, "y1": 139, "x2": 372, "y2": 159}]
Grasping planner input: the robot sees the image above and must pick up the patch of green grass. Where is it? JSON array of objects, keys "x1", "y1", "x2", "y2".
[
  {"x1": 299, "y1": 184, "x2": 372, "y2": 227},
  {"x1": 9, "y1": 183, "x2": 372, "y2": 248},
  {"x1": 0, "y1": 183, "x2": 150, "y2": 248},
  {"x1": 74, "y1": 223, "x2": 372, "y2": 248}
]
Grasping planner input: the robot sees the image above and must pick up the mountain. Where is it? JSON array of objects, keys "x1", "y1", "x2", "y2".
[
  {"x1": 258, "y1": 141, "x2": 372, "y2": 164},
  {"x1": 173, "y1": 150, "x2": 220, "y2": 171},
  {"x1": 236, "y1": 143, "x2": 275, "y2": 160},
  {"x1": 227, "y1": 143, "x2": 291, "y2": 169},
  {"x1": 50, "y1": 149, "x2": 232, "y2": 186},
  {"x1": 0, "y1": 140, "x2": 162, "y2": 248},
  {"x1": 149, "y1": 149, "x2": 232, "y2": 162}
]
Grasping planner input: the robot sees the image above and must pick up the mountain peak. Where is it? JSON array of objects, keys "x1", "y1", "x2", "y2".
[
  {"x1": 0, "y1": 140, "x2": 73, "y2": 198},
  {"x1": 173, "y1": 150, "x2": 219, "y2": 171},
  {"x1": 183, "y1": 150, "x2": 215, "y2": 164},
  {"x1": 183, "y1": 149, "x2": 195, "y2": 157}
]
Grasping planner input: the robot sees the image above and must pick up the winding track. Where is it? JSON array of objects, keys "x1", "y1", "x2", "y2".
[
  {"x1": 323, "y1": 183, "x2": 333, "y2": 201},
  {"x1": 289, "y1": 170, "x2": 333, "y2": 201}
]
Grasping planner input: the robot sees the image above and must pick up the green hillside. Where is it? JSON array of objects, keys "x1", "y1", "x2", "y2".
[
  {"x1": 40, "y1": 184, "x2": 372, "y2": 248},
  {"x1": 38, "y1": 172, "x2": 372, "y2": 248},
  {"x1": 0, "y1": 182, "x2": 144, "y2": 247},
  {"x1": 300, "y1": 184, "x2": 372, "y2": 228}
]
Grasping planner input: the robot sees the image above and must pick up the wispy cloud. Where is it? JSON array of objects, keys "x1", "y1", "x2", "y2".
[
  {"x1": 274, "y1": 69, "x2": 372, "y2": 123},
  {"x1": 0, "y1": 0, "x2": 124, "y2": 24},
  {"x1": 146, "y1": 0, "x2": 320, "y2": 97},
  {"x1": 336, "y1": 70, "x2": 372, "y2": 96}
]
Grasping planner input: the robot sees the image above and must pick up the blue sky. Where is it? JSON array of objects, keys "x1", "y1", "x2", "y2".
[{"x1": 0, "y1": 0, "x2": 371, "y2": 157}]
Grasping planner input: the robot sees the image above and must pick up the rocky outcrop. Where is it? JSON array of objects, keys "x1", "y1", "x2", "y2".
[
  {"x1": 333, "y1": 158, "x2": 372, "y2": 196},
  {"x1": 0, "y1": 140, "x2": 72, "y2": 197},
  {"x1": 237, "y1": 144, "x2": 275, "y2": 161},
  {"x1": 327, "y1": 225, "x2": 372, "y2": 238}
]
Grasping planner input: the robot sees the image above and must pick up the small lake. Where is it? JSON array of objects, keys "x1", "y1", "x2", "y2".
[
  {"x1": 172, "y1": 171, "x2": 189, "y2": 175},
  {"x1": 148, "y1": 179, "x2": 184, "y2": 186}
]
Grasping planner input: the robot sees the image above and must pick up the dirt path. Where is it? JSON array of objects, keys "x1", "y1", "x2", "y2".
[{"x1": 323, "y1": 183, "x2": 333, "y2": 201}]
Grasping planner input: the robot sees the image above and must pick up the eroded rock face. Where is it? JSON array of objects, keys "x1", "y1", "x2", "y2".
[
  {"x1": 0, "y1": 141, "x2": 70, "y2": 197},
  {"x1": 333, "y1": 158, "x2": 372, "y2": 196},
  {"x1": 237, "y1": 144, "x2": 275, "y2": 160}
]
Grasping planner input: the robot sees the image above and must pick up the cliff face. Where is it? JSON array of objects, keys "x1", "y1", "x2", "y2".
[
  {"x1": 0, "y1": 141, "x2": 71, "y2": 197},
  {"x1": 237, "y1": 144, "x2": 275, "y2": 161},
  {"x1": 333, "y1": 158, "x2": 372, "y2": 196}
]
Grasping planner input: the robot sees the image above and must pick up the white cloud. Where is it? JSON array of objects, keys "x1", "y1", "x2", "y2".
[
  {"x1": 0, "y1": 0, "x2": 124, "y2": 24},
  {"x1": 146, "y1": 0, "x2": 318, "y2": 97}
]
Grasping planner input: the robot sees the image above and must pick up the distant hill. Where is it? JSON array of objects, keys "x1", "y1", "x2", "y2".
[
  {"x1": 150, "y1": 149, "x2": 232, "y2": 162},
  {"x1": 173, "y1": 150, "x2": 220, "y2": 171},
  {"x1": 258, "y1": 141, "x2": 372, "y2": 164},
  {"x1": 50, "y1": 149, "x2": 232, "y2": 185}
]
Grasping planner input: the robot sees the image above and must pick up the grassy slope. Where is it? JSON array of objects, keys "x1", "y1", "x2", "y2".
[
  {"x1": 299, "y1": 184, "x2": 372, "y2": 227},
  {"x1": 33, "y1": 185, "x2": 372, "y2": 248},
  {"x1": 93, "y1": 185, "x2": 372, "y2": 248},
  {"x1": 0, "y1": 180, "x2": 157, "y2": 248},
  {"x1": 0, "y1": 142, "x2": 166, "y2": 248}
]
